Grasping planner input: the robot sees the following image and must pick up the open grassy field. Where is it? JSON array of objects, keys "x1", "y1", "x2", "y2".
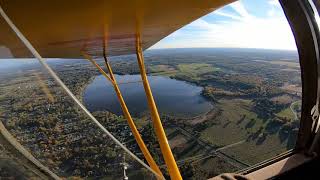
[
  {"x1": 148, "y1": 64, "x2": 178, "y2": 76},
  {"x1": 175, "y1": 63, "x2": 219, "y2": 80},
  {"x1": 197, "y1": 98, "x2": 294, "y2": 165},
  {"x1": 200, "y1": 99, "x2": 264, "y2": 146},
  {"x1": 221, "y1": 134, "x2": 289, "y2": 165},
  {"x1": 148, "y1": 63, "x2": 220, "y2": 80},
  {"x1": 276, "y1": 107, "x2": 295, "y2": 120},
  {"x1": 177, "y1": 63, "x2": 218, "y2": 75}
]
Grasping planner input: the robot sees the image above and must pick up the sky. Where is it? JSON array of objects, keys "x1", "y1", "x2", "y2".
[{"x1": 150, "y1": 0, "x2": 297, "y2": 50}]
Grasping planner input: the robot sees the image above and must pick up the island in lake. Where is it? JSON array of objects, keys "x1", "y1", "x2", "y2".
[{"x1": 0, "y1": 48, "x2": 301, "y2": 179}]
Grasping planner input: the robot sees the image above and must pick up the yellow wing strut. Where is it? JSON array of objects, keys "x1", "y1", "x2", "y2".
[
  {"x1": 82, "y1": 53, "x2": 164, "y2": 179},
  {"x1": 135, "y1": 34, "x2": 182, "y2": 180}
]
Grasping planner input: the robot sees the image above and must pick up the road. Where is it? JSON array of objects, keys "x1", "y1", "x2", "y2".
[
  {"x1": 169, "y1": 126, "x2": 250, "y2": 169},
  {"x1": 290, "y1": 100, "x2": 300, "y2": 120},
  {"x1": 171, "y1": 140, "x2": 248, "y2": 167}
]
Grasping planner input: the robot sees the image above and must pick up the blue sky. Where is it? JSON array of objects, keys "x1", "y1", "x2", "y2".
[{"x1": 150, "y1": 0, "x2": 297, "y2": 50}]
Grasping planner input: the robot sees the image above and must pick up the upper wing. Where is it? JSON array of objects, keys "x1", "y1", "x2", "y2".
[{"x1": 0, "y1": 0, "x2": 234, "y2": 58}]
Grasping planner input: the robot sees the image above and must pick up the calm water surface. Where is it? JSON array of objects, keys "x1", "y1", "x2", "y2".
[{"x1": 83, "y1": 75, "x2": 212, "y2": 117}]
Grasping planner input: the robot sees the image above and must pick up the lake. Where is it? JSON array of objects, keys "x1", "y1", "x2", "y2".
[{"x1": 83, "y1": 74, "x2": 213, "y2": 117}]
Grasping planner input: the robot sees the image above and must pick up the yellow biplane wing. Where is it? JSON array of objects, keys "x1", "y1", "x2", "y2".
[{"x1": 0, "y1": 0, "x2": 233, "y2": 58}]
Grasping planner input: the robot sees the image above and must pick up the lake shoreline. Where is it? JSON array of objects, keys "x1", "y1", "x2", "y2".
[{"x1": 82, "y1": 74, "x2": 214, "y2": 118}]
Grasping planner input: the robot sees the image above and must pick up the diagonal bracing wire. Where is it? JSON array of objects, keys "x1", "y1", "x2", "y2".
[{"x1": 0, "y1": 5, "x2": 163, "y2": 179}]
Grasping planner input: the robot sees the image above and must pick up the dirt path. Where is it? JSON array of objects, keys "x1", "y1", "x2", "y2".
[
  {"x1": 189, "y1": 107, "x2": 219, "y2": 125},
  {"x1": 290, "y1": 100, "x2": 300, "y2": 120}
]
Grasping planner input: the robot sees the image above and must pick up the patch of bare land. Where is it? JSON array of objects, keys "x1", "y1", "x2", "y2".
[
  {"x1": 269, "y1": 61, "x2": 300, "y2": 68},
  {"x1": 271, "y1": 95, "x2": 294, "y2": 105},
  {"x1": 281, "y1": 83, "x2": 302, "y2": 95},
  {"x1": 254, "y1": 60, "x2": 299, "y2": 69},
  {"x1": 282, "y1": 68, "x2": 299, "y2": 72},
  {"x1": 189, "y1": 108, "x2": 221, "y2": 125},
  {"x1": 169, "y1": 134, "x2": 188, "y2": 149}
]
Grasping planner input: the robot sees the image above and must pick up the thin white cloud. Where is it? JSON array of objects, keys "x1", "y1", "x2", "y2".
[
  {"x1": 267, "y1": 0, "x2": 282, "y2": 17},
  {"x1": 268, "y1": 0, "x2": 281, "y2": 7},
  {"x1": 230, "y1": 1, "x2": 253, "y2": 20},
  {"x1": 214, "y1": 10, "x2": 243, "y2": 21},
  {"x1": 187, "y1": 19, "x2": 216, "y2": 30},
  {"x1": 150, "y1": 0, "x2": 296, "y2": 50}
]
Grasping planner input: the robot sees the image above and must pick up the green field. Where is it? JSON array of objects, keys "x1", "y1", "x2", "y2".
[
  {"x1": 149, "y1": 63, "x2": 219, "y2": 80},
  {"x1": 197, "y1": 98, "x2": 293, "y2": 165},
  {"x1": 148, "y1": 64, "x2": 178, "y2": 76},
  {"x1": 178, "y1": 63, "x2": 218, "y2": 76},
  {"x1": 200, "y1": 99, "x2": 263, "y2": 147},
  {"x1": 276, "y1": 107, "x2": 295, "y2": 120}
]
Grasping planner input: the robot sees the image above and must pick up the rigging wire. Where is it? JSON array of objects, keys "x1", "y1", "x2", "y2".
[{"x1": 0, "y1": 5, "x2": 162, "y2": 179}]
